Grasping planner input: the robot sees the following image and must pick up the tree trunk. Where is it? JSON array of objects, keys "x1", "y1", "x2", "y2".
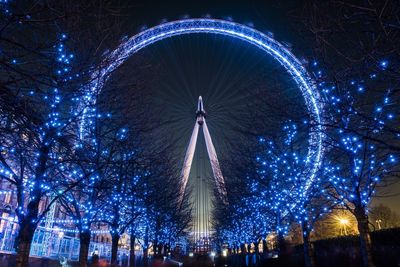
[
  {"x1": 160, "y1": 243, "x2": 165, "y2": 256},
  {"x1": 240, "y1": 243, "x2": 246, "y2": 254},
  {"x1": 111, "y1": 232, "x2": 120, "y2": 266},
  {"x1": 164, "y1": 243, "x2": 169, "y2": 256},
  {"x1": 240, "y1": 243, "x2": 246, "y2": 266},
  {"x1": 79, "y1": 230, "x2": 91, "y2": 267},
  {"x1": 153, "y1": 240, "x2": 158, "y2": 256},
  {"x1": 277, "y1": 231, "x2": 285, "y2": 255},
  {"x1": 143, "y1": 246, "x2": 149, "y2": 267},
  {"x1": 262, "y1": 239, "x2": 268, "y2": 256},
  {"x1": 143, "y1": 226, "x2": 149, "y2": 267},
  {"x1": 110, "y1": 204, "x2": 120, "y2": 266},
  {"x1": 355, "y1": 205, "x2": 375, "y2": 267},
  {"x1": 255, "y1": 239, "x2": 260, "y2": 254},
  {"x1": 129, "y1": 234, "x2": 136, "y2": 267},
  {"x1": 301, "y1": 221, "x2": 316, "y2": 267},
  {"x1": 15, "y1": 222, "x2": 36, "y2": 267},
  {"x1": 14, "y1": 145, "x2": 48, "y2": 267},
  {"x1": 15, "y1": 201, "x2": 40, "y2": 267}
]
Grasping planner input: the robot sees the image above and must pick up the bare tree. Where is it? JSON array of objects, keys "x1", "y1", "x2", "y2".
[
  {"x1": 369, "y1": 204, "x2": 400, "y2": 230},
  {"x1": 0, "y1": 3, "x2": 90, "y2": 266},
  {"x1": 293, "y1": 2, "x2": 400, "y2": 266}
]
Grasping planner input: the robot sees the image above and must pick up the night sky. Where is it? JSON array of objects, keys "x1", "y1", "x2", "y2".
[{"x1": 101, "y1": 0, "x2": 400, "y2": 216}]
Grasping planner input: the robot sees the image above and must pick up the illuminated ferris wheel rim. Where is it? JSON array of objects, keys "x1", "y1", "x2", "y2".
[{"x1": 82, "y1": 18, "x2": 324, "y2": 194}]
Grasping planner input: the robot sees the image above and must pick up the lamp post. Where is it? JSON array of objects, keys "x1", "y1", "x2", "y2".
[
  {"x1": 375, "y1": 219, "x2": 382, "y2": 230},
  {"x1": 338, "y1": 217, "x2": 349, "y2": 236}
]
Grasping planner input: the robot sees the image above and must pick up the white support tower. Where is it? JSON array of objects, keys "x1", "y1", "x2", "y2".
[{"x1": 179, "y1": 96, "x2": 227, "y2": 205}]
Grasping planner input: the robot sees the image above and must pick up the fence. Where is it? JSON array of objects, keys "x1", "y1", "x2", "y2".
[{"x1": 0, "y1": 217, "x2": 131, "y2": 264}]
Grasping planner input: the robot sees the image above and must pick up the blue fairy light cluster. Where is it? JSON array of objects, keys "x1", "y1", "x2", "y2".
[
  {"x1": 215, "y1": 121, "x2": 324, "y2": 247},
  {"x1": 0, "y1": 0, "x2": 11, "y2": 15},
  {"x1": 214, "y1": 56, "x2": 399, "y2": 249},
  {"x1": 0, "y1": 26, "x2": 188, "y2": 258}
]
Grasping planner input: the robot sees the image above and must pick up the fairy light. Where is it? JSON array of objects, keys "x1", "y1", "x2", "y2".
[{"x1": 214, "y1": 50, "x2": 398, "y2": 248}]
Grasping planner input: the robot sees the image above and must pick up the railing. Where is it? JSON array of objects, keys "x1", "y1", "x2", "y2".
[{"x1": 0, "y1": 218, "x2": 131, "y2": 264}]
